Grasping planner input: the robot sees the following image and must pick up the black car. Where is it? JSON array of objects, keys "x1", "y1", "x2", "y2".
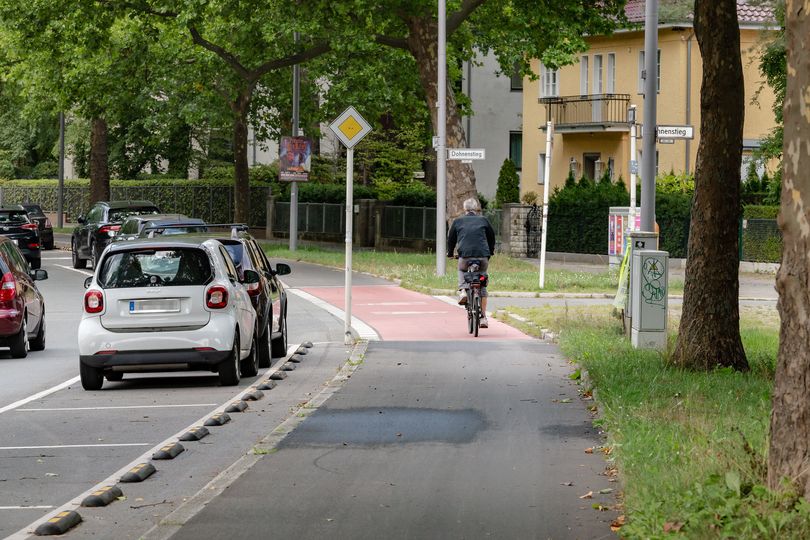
[
  {"x1": 216, "y1": 229, "x2": 290, "y2": 367},
  {"x1": 0, "y1": 207, "x2": 42, "y2": 269},
  {"x1": 71, "y1": 200, "x2": 160, "y2": 269},
  {"x1": 114, "y1": 214, "x2": 208, "y2": 242},
  {"x1": 21, "y1": 204, "x2": 54, "y2": 250}
]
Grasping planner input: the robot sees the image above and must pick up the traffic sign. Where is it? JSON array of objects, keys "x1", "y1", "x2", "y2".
[
  {"x1": 656, "y1": 125, "x2": 694, "y2": 139},
  {"x1": 448, "y1": 148, "x2": 485, "y2": 160},
  {"x1": 329, "y1": 106, "x2": 372, "y2": 149}
]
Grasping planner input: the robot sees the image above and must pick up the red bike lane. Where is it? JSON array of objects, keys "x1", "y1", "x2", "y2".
[{"x1": 299, "y1": 285, "x2": 531, "y2": 341}]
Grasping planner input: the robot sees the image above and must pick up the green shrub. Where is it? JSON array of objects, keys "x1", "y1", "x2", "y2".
[
  {"x1": 477, "y1": 192, "x2": 490, "y2": 210},
  {"x1": 389, "y1": 182, "x2": 436, "y2": 206},
  {"x1": 521, "y1": 191, "x2": 538, "y2": 205},
  {"x1": 249, "y1": 164, "x2": 278, "y2": 184},
  {"x1": 743, "y1": 205, "x2": 779, "y2": 219},
  {"x1": 495, "y1": 159, "x2": 520, "y2": 207},
  {"x1": 201, "y1": 165, "x2": 235, "y2": 181},
  {"x1": 0, "y1": 160, "x2": 15, "y2": 180},
  {"x1": 31, "y1": 161, "x2": 58, "y2": 179}
]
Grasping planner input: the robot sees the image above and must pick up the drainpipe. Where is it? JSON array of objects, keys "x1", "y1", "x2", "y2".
[{"x1": 684, "y1": 31, "x2": 694, "y2": 174}]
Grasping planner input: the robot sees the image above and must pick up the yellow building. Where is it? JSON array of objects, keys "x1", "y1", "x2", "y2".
[{"x1": 520, "y1": 1, "x2": 777, "y2": 197}]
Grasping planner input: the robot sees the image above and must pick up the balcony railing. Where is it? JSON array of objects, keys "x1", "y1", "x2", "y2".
[{"x1": 539, "y1": 94, "x2": 631, "y2": 131}]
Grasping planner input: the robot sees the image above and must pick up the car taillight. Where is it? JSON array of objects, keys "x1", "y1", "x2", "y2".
[
  {"x1": 245, "y1": 281, "x2": 261, "y2": 297},
  {"x1": 28, "y1": 243, "x2": 39, "y2": 249},
  {"x1": 94, "y1": 350, "x2": 117, "y2": 355},
  {"x1": 0, "y1": 272, "x2": 16, "y2": 302},
  {"x1": 84, "y1": 290, "x2": 104, "y2": 314},
  {"x1": 99, "y1": 225, "x2": 121, "y2": 236},
  {"x1": 206, "y1": 285, "x2": 228, "y2": 309},
  {"x1": 21, "y1": 223, "x2": 38, "y2": 231},
  {"x1": 45, "y1": 218, "x2": 52, "y2": 228}
]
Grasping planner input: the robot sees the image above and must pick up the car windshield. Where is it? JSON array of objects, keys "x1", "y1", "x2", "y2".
[
  {"x1": 109, "y1": 207, "x2": 160, "y2": 223},
  {"x1": 0, "y1": 211, "x2": 30, "y2": 224},
  {"x1": 22, "y1": 205, "x2": 45, "y2": 217},
  {"x1": 99, "y1": 248, "x2": 212, "y2": 288}
]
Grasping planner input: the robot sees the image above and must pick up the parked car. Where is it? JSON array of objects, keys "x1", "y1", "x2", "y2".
[
  {"x1": 71, "y1": 200, "x2": 160, "y2": 269},
  {"x1": 0, "y1": 206, "x2": 42, "y2": 269},
  {"x1": 214, "y1": 228, "x2": 290, "y2": 366},
  {"x1": 78, "y1": 236, "x2": 258, "y2": 390},
  {"x1": 0, "y1": 236, "x2": 47, "y2": 358},
  {"x1": 114, "y1": 214, "x2": 208, "y2": 242},
  {"x1": 21, "y1": 203, "x2": 54, "y2": 250}
]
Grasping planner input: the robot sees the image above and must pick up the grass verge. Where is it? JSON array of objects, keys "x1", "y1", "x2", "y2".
[
  {"x1": 262, "y1": 244, "x2": 683, "y2": 294},
  {"x1": 496, "y1": 304, "x2": 809, "y2": 539}
]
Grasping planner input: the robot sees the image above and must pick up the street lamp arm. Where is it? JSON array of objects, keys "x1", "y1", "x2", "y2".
[{"x1": 447, "y1": 0, "x2": 488, "y2": 35}]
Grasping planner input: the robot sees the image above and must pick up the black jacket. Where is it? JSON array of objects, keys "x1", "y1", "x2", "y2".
[{"x1": 447, "y1": 212, "x2": 496, "y2": 258}]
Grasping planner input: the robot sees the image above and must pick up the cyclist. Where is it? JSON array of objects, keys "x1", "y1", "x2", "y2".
[{"x1": 447, "y1": 197, "x2": 496, "y2": 328}]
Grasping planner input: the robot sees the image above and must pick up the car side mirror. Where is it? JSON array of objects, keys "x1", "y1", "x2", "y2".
[
  {"x1": 29, "y1": 269, "x2": 48, "y2": 281},
  {"x1": 77, "y1": 215, "x2": 86, "y2": 224},
  {"x1": 83, "y1": 276, "x2": 93, "y2": 289},
  {"x1": 274, "y1": 263, "x2": 291, "y2": 276},
  {"x1": 241, "y1": 269, "x2": 260, "y2": 285}
]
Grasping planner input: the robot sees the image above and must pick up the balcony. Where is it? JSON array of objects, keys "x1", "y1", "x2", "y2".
[{"x1": 539, "y1": 94, "x2": 631, "y2": 133}]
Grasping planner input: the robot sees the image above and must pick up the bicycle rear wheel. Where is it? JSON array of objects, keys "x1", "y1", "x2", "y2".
[
  {"x1": 467, "y1": 290, "x2": 474, "y2": 334},
  {"x1": 473, "y1": 293, "x2": 481, "y2": 337}
]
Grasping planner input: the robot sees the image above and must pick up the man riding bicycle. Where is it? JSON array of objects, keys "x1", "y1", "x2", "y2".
[{"x1": 447, "y1": 197, "x2": 496, "y2": 328}]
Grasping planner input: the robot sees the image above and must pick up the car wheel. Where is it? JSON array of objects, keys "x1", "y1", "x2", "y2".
[
  {"x1": 257, "y1": 320, "x2": 271, "y2": 369},
  {"x1": 218, "y1": 332, "x2": 241, "y2": 386},
  {"x1": 71, "y1": 240, "x2": 87, "y2": 269},
  {"x1": 9, "y1": 316, "x2": 28, "y2": 358},
  {"x1": 29, "y1": 317, "x2": 45, "y2": 352},
  {"x1": 80, "y1": 362, "x2": 104, "y2": 390},
  {"x1": 270, "y1": 307, "x2": 288, "y2": 358},
  {"x1": 44, "y1": 240, "x2": 54, "y2": 250},
  {"x1": 29, "y1": 258, "x2": 41, "y2": 270},
  {"x1": 91, "y1": 242, "x2": 101, "y2": 269},
  {"x1": 240, "y1": 327, "x2": 259, "y2": 377},
  {"x1": 105, "y1": 372, "x2": 123, "y2": 382}
]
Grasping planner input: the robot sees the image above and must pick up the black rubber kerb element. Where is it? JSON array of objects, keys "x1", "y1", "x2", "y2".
[
  {"x1": 120, "y1": 463, "x2": 156, "y2": 483},
  {"x1": 34, "y1": 511, "x2": 82, "y2": 535},
  {"x1": 204, "y1": 413, "x2": 232, "y2": 426},
  {"x1": 241, "y1": 389, "x2": 265, "y2": 401},
  {"x1": 257, "y1": 380, "x2": 277, "y2": 391},
  {"x1": 81, "y1": 485, "x2": 124, "y2": 507},
  {"x1": 269, "y1": 371, "x2": 288, "y2": 381},
  {"x1": 152, "y1": 442, "x2": 185, "y2": 460},
  {"x1": 178, "y1": 426, "x2": 210, "y2": 442},
  {"x1": 225, "y1": 401, "x2": 249, "y2": 413}
]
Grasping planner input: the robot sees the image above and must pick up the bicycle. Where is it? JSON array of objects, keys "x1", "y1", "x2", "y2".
[{"x1": 462, "y1": 259, "x2": 488, "y2": 337}]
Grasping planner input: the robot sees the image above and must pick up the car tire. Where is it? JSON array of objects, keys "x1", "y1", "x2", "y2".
[
  {"x1": 270, "y1": 307, "x2": 288, "y2": 358},
  {"x1": 29, "y1": 317, "x2": 45, "y2": 352},
  {"x1": 9, "y1": 316, "x2": 28, "y2": 358},
  {"x1": 218, "y1": 332, "x2": 241, "y2": 386},
  {"x1": 44, "y1": 240, "x2": 54, "y2": 250},
  {"x1": 90, "y1": 242, "x2": 101, "y2": 269},
  {"x1": 257, "y1": 321, "x2": 271, "y2": 369},
  {"x1": 29, "y1": 258, "x2": 41, "y2": 270},
  {"x1": 105, "y1": 372, "x2": 123, "y2": 382},
  {"x1": 240, "y1": 327, "x2": 259, "y2": 377},
  {"x1": 71, "y1": 240, "x2": 87, "y2": 269},
  {"x1": 80, "y1": 362, "x2": 104, "y2": 390}
]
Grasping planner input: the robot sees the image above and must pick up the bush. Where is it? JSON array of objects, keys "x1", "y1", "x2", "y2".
[
  {"x1": 389, "y1": 182, "x2": 436, "y2": 206},
  {"x1": 521, "y1": 191, "x2": 538, "y2": 205},
  {"x1": 249, "y1": 164, "x2": 278, "y2": 184},
  {"x1": 743, "y1": 205, "x2": 779, "y2": 219},
  {"x1": 0, "y1": 160, "x2": 15, "y2": 180},
  {"x1": 495, "y1": 159, "x2": 520, "y2": 207},
  {"x1": 31, "y1": 161, "x2": 58, "y2": 179},
  {"x1": 201, "y1": 165, "x2": 235, "y2": 181}
]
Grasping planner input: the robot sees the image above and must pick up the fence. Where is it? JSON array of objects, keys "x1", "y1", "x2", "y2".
[
  {"x1": 381, "y1": 206, "x2": 436, "y2": 240},
  {"x1": 0, "y1": 185, "x2": 270, "y2": 227},
  {"x1": 273, "y1": 202, "x2": 345, "y2": 235},
  {"x1": 742, "y1": 219, "x2": 782, "y2": 263}
]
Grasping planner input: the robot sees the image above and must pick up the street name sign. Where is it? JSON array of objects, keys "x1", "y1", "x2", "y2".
[
  {"x1": 329, "y1": 106, "x2": 372, "y2": 149},
  {"x1": 448, "y1": 148, "x2": 485, "y2": 160},
  {"x1": 656, "y1": 125, "x2": 694, "y2": 140}
]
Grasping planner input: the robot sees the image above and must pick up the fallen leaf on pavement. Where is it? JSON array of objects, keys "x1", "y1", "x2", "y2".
[
  {"x1": 599, "y1": 488, "x2": 613, "y2": 494},
  {"x1": 579, "y1": 491, "x2": 593, "y2": 499},
  {"x1": 610, "y1": 515, "x2": 626, "y2": 532},
  {"x1": 560, "y1": 481, "x2": 574, "y2": 486},
  {"x1": 584, "y1": 447, "x2": 594, "y2": 454},
  {"x1": 592, "y1": 503, "x2": 609, "y2": 511}
]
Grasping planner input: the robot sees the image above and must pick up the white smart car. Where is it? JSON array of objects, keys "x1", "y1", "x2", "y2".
[{"x1": 78, "y1": 237, "x2": 258, "y2": 390}]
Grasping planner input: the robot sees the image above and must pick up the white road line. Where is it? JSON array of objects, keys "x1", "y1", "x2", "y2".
[
  {"x1": 0, "y1": 506, "x2": 54, "y2": 511},
  {"x1": 53, "y1": 264, "x2": 93, "y2": 277},
  {"x1": 372, "y1": 311, "x2": 451, "y2": 315},
  {"x1": 0, "y1": 377, "x2": 80, "y2": 415},
  {"x1": 0, "y1": 443, "x2": 150, "y2": 450},
  {"x1": 42, "y1": 257, "x2": 71, "y2": 260},
  {"x1": 16, "y1": 404, "x2": 218, "y2": 412},
  {"x1": 287, "y1": 288, "x2": 380, "y2": 341},
  {"x1": 360, "y1": 302, "x2": 427, "y2": 306},
  {"x1": 7, "y1": 345, "x2": 299, "y2": 540}
]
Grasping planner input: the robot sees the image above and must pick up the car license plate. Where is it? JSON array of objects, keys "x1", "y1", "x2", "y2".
[{"x1": 129, "y1": 299, "x2": 180, "y2": 314}]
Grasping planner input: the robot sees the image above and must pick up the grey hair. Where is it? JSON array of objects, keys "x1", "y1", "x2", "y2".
[{"x1": 463, "y1": 198, "x2": 481, "y2": 213}]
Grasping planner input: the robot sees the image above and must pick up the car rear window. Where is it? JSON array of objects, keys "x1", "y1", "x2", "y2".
[
  {"x1": 23, "y1": 205, "x2": 45, "y2": 217},
  {"x1": 109, "y1": 207, "x2": 160, "y2": 222},
  {"x1": 145, "y1": 224, "x2": 208, "y2": 236},
  {"x1": 0, "y1": 211, "x2": 30, "y2": 223},
  {"x1": 99, "y1": 248, "x2": 213, "y2": 288},
  {"x1": 223, "y1": 244, "x2": 244, "y2": 267}
]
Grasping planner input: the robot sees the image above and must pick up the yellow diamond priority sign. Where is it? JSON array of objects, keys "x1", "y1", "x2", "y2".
[{"x1": 329, "y1": 106, "x2": 372, "y2": 149}]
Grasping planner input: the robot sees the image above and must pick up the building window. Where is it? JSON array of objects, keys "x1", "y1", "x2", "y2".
[
  {"x1": 580, "y1": 55, "x2": 589, "y2": 95},
  {"x1": 540, "y1": 63, "x2": 558, "y2": 97},
  {"x1": 538, "y1": 153, "x2": 546, "y2": 184},
  {"x1": 510, "y1": 63, "x2": 523, "y2": 91},
  {"x1": 593, "y1": 54, "x2": 603, "y2": 94},
  {"x1": 606, "y1": 53, "x2": 616, "y2": 94},
  {"x1": 638, "y1": 49, "x2": 661, "y2": 94},
  {"x1": 509, "y1": 132, "x2": 523, "y2": 170}
]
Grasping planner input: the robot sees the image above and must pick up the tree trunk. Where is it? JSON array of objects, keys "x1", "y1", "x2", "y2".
[
  {"x1": 768, "y1": 0, "x2": 810, "y2": 497},
  {"x1": 670, "y1": 0, "x2": 748, "y2": 371},
  {"x1": 407, "y1": 18, "x2": 478, "y2": 220},
  {"x1": 89, "y1": 117, "x2": 110, "y2": 203},
  {"x1": 232, "y1": 89, "x2": 252, "y2": 224}
]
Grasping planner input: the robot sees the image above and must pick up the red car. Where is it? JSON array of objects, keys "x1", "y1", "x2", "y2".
[{"x1": 0, "y1": 236, "x2": 47, "y2": 357}]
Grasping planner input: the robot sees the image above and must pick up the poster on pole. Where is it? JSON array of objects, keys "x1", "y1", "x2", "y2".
[{"x1": 279, "y1": 136, "x2": 312, "y2": 182}]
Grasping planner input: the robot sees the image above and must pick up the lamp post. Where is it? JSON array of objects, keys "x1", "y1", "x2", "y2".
[
  {"x1": 435, "y1": 0, "x2": 447, "y2": 276},
  {"x1": 289, "y1": 32, "x2": 301, "y2": 251},
  {"x1": 640, "y1": 0, "x2": 658, "y2": 233}
]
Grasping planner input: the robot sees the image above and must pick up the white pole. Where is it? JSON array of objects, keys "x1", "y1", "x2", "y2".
[
  {"x1": 344, "y1": 147, "x2": 354, "y2": 346},
  {"x1": 539, "y1": 121, "x2": 553, "y2": 288},
  {"x1": 629, "y1": 105, "x2": 638, "y2": 232},
  {"x1": 289, "y1": 31, "x2": 301, "y2": 251},
  {"x1": 435, "y1": 0, "x2": 447, "y2": 276},
  {"x1": 640, "y1": 0, "x2": 658, "y2": 232}
]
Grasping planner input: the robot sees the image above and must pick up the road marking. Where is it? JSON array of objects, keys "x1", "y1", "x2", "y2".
[
  {"x1": 42, "y1": 257, "x2": 71, "y2": 260},
  {"x1": 287, "y1": 288, "x2": 380, "y2": 341},
  {"x1": 372, "y1": 310, "x2": 452, "y2": 315},
  {"x1": 16, "y1": 403, "x2": 218, "y2": 412},
  {"x1": 0, "y1": 506, "x2": 54, "y2": 510},
  {"x1": 0, "y1": 443, "x2": 150, "y2": 450},
  {"x1": 7, "y1": 345, "x2": 300, "y2": 540},
  {"x1": 54, "y1": 264, "x2": 93, "y2": 277},
  {"x1": 360, "y1": 302, "x2": 428, "y2": 306},
  {"x1": 0, "y1": 377, "x2": 81, "y2": 415}
]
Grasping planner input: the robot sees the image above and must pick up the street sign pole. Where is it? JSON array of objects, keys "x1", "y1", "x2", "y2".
[
  {"x1": 344, "y1": 147, "x2": 354, "y2": 345},
  {"x1": 57, "y1": 112, "x2": 65, "y2": 229},
  {"x1": 539, "y1": 121, "x2": 553, "y2": 288},
  {"x1": 641, "y1": 0, "x2": 658, "y2": 233},
  {"x1": 289, "y1": 31, "x2": 301, "y2": 251},
  {"x1": 435, "y1": 0, "x2": 447, "y2": 277},
  {"x1": 629, "y1": 105, "x2": 638, "y2": 232}
]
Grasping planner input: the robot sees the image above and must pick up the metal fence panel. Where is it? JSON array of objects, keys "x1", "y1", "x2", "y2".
[{"x1": 742, "y1": 218, "x2": 781, "y2": 263}]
